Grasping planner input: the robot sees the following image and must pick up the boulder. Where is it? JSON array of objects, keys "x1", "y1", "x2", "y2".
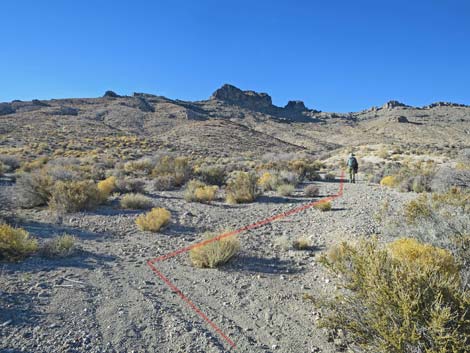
[
  {"x1": 395, "y1": 116, "x2": 409, "y2": 123},
  {"x1": 0, "y1": 103, "x2": 15, "y2": 116},
  {"x1": 210, "y1": 84, "x2": 272, "y2": 110}
]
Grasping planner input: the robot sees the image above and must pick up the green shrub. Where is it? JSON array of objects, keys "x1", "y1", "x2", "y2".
[
  {"x1": 276, "y1": 183, "x2": 295, "y2": 196},
  {"x1": 120, "y1": 193, "x2": 153, "y2": 209},
  {"x1": 318, "y1": 238, "x2": 470, "y2": 353},
  {"x1": 40, "y1": 234, "x2": 76, "y2": 258},
  {"x1": 135, "y1": 207, "x2": 171, "y2": 232},
  {"x1": 49, "y1": 180, "x2": 102, "y2": 213},
  {"x1": 0, "y1": 223, "x2": 38, "y2": 261},
  {"x1": 184, "y1": 180, "x2": 217, "y2": 203},
  {"x1": 226, "y1": 171, "x2": 259, "y2": 204},
  {"x1": 189, "y1": 234, "x2": 240, "y2": 268}
]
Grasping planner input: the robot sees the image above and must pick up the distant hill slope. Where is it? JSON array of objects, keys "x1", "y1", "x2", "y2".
[{"x1": 1, "y1": 85, "x2": 469, "y2": 158}]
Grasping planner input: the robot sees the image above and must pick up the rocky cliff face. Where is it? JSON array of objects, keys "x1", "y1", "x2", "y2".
[
  {"x1": 209, "y1": 84, "x2": 316, "y2": 122},
  {"x1": 210, "y1": 84, "x2": 273, "y2": 110}
]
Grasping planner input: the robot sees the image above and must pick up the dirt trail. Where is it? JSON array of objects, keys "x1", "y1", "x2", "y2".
[{"x1": 1, "y1": 178, "x2": 412, "y2": 353}]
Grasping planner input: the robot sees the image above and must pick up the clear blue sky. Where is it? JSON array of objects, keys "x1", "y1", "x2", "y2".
[{"x1": 1, "y1": 0, "x2": 469, "y2": 112}]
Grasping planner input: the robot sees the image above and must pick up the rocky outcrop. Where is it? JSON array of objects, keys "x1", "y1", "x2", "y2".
[
  {"x1": 135, "y1": 96, "x2": 155, "y2": 112},
  {"x1": 210, "y1": 84, "x2": 272, "y2": 110},
  {"x1": 0, "y1": 103, "x2": 15, "y2": 116},
  {"x1": 284, "y1": 100, "x2": 307, "y2": 112},
  {"x1": 390, "y1": 116, "x2": 409, "y2": 123},
  {"x1": 103, "y1": 90, "x2": 120, "y2": 98},
  {"x1": 32, "y1": 99, "x2": 49, "y2": 107},
  {"x1": 49, "y1": 106, "x2": 79, "y2": 116},
  {"x1": 425, "y1": 101, "x2": 468, "y2": 109},
  {"x1": 382, "y1": 100, "x2": 408, "y2": 109}
]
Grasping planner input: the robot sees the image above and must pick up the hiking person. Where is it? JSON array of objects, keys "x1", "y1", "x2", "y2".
[{"x1": 347, "y1": 153, "x2": 358, "y2": 183}]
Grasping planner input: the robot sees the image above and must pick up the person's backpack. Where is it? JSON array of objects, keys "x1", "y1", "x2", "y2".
[{"x1": 348, "y1": 157, "x2": 358, "y2": 169}]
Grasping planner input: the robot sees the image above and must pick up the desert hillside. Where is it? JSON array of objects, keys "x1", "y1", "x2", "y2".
[{"x1": 1, "y1": 85, "x2": 469, "y2": 353}]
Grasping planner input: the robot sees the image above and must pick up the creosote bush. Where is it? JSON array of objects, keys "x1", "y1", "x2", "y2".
[
  {"x1": 184, "y1": 180, "x2": 217, "y2": 203},
  {"x1": 49, "y1": 180, "x2": 102, "y2": 213},
  {"x1": 40, "y1": 234, "x2": 76, "y2": 258},
  {"x1": 0, "y1": 223, "x2": 38, "y2": 261},
  {"x1": 226, "y1": 171, "x2": 259, "y2": 204},
  {"x1": 189, "y1": 234, "x2": 240, "y2": 268},
  {"x1": 120, "y1": 193, "x2": 153, "y2": 209},
  {"x1": 318, "y1": 238, "x2": 470, "y2": 353},
  {"x1": 135, "y1": 207, "x2": 171, "y2": 232}
]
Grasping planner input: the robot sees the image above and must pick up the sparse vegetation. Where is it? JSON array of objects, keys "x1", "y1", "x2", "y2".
[
  {"x1": 226, "y1": 171, "x2": 259, "y2": 204},
  {"x1": 153, "y1": 174, "x2": 177, "y2": 191},
  {"x1": 276, "y1": 183, "x2": 295, "y2": 196},
  {"x1": 314, "y1": 201, "x2": 332, "y2": 211},
  {"x1": 257, "y1": 171, "x2": 279, "y2": 191},
  {"x1": 380, "y1": 175, "x2": 397, "y2": 187},
  {"x1": 293, "y1": 237, "x2": 311, "y2": 250},
  {"x1": 273, "y1": 235, "x2": 291, "y2": 250},
  {"x1": 152, "y1": 156, "x2": 191, "y2": 187},
  {"x1": 40, "y1": 234, "x2": 76, "y2": 258},
  {"x1": 135, "y1": 207, "x2": 171, "y2": 232},
  {"x1": 196, "y1": 165, "x2": 226, "y2": 186},
  {"x1": 184, "y1": 180, "x2": 217, "y2": 203},
  {"x1": 16, "y1": 170, "x2": 55, "y2": 208},
  {"x1": 319, "y1": 238, "x2": 470, "y2": 353},
  {"x1": 189, "y1": 234, "x2": 240, "y2": 268},
  {"x1": 120, "y1": 193, "x2": 153, "y2": 209},
  {"x1": 97, "y1": 176, "x2": 117, "y2": 200},
  {"x1": 49, "y1": 180, "x2": 102, "y2": 213},
  {"x1": 304, "y1": 184, "x2": 320, "y2": 197},
  {"x1": 0, "y1": 223, "x2": 38, "y2": 261},
  {"x1": 114, "y1": 177, "x2": 145, "y2": 194}
]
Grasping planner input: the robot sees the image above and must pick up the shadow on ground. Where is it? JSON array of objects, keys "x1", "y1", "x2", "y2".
[
  {"x1": 1, "y1": 249, "x2": 116, "y2": 274},
  {"x1": 224, "y1": 255, "x2": 303, "y2": 275},
  {"x1": 0, "y1": 290, "x2": 41, "y2": 328}
]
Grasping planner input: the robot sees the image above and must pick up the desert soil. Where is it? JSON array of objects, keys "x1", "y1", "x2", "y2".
[{"x1": 0, "y1": 174, "x2": 413, "y2": 353}]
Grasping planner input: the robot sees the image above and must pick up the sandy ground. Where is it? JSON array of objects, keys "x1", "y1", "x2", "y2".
[{"x1": 0, "y1": 174, "x2": 413, "y2": 353}]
